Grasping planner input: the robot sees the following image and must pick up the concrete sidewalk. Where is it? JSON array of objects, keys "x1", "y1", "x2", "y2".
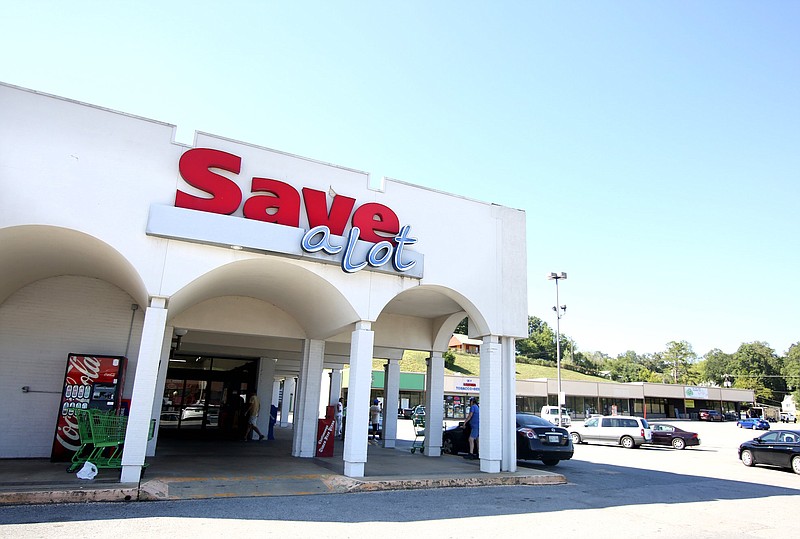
[{"x1": 0, "y1": 426, "x2": 566, "y2": 505}]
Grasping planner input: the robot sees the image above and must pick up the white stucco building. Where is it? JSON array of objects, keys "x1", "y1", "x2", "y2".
[{"x1": 0, "y1": 82, "x2": 528, "y2": 483}]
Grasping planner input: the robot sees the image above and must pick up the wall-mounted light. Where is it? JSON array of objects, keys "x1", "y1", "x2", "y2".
[{"x1": 172, "y1": 328, "x2": 189, "y2": 356}]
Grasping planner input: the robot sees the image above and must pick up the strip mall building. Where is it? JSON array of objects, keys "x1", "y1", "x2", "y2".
[{"x1": 0, "y1": 82, "x2": 528, "y2": 482}]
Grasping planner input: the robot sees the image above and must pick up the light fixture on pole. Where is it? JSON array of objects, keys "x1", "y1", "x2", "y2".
[{"x1": 547, "y1": 272, "x2": 567, "y2": 407}]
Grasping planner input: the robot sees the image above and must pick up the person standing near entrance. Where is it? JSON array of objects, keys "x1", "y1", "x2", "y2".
[
  {"x1": 244, "y1": 394, "x2": 265, "y2": 441},
  {"x1": 464, "y1": 397, "x2": 479, "y2": 459},
  {"x1": 335, "y1": 397, "x2": 344, "y2": 438},
  {"x1": 369, "y1": 399, "x2": 381, "y2": 442}
]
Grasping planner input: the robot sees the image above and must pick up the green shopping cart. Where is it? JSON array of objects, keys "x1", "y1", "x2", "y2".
[
  {"x1": 410, "y1": 415, "x2": 425, "y2": 454},
  {"x1": 68, "y1": 409, "x2": 155, "y2": 472}
]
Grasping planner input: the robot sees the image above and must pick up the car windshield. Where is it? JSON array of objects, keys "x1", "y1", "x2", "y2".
[{"x1": 517, "y1": 414, "x2": 551, "y2": 427}]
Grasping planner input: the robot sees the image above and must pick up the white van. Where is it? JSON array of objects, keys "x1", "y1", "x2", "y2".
[
  {"x1": 541, "y1": 406, "x2": 571, "y2": 427},
  {"x1": 569, "y1": 415, "x2": 652, "y2": 449}
]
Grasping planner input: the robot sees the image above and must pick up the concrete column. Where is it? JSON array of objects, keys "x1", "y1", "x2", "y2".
[
  {"x1": 329, "y1": 368, "x2": 343, "y2": 406},
  {"x1": 424, "y1": 351, "x2": 444, "y2": 457},
  {"x1": 293, "y1": 340, "x2": 325, "y2": 457},
  {"x1": 120, "y1": 297, "x2": 168, "y2": 483},
  {"x1": 280, "y1": 377, "x2": 295, "y2": 427},
  {"x1": 501, "y1": 336, "x2": 517, "y2": 472},
  {"x1": 381, "y1": 355, "x2": 401, "y2": 448},
  {"x1": 146, "y1": 324, "x2": 173, "y2": 456},
  {"x1": 343, "y1": 321, "x2": 374, "y2": 478},
  {"x1": 272, "y1": 380, "x2": 281, "y2": 407},
  {"x1": 479, "y1": 335, "x2": 502, "y2": 473},
  {"x1": 256, "y1": 358, "x2": 277, "y2": 438}
]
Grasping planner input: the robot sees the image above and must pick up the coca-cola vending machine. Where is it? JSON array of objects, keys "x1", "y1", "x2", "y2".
[{"x1": 50, "y1": 354, "x2": 127, "y2": 462}]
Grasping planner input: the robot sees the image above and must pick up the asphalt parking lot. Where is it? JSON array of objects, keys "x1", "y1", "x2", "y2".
[
  {"x1": 1, "y1": 418, "x2": 798, "y2": 538},
  {"x1": 564, "y1": 418, "x2": 800, "y2": 486}
]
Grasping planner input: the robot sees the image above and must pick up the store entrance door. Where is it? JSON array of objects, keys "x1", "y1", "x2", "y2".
[{"x1": 159, "y1": 356, "x2": 258, "y2": 440}]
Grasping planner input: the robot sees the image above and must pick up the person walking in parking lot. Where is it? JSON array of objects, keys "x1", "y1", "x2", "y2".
[{"x1": 464, "y1": 397, "x2": 479, "y2": 459}]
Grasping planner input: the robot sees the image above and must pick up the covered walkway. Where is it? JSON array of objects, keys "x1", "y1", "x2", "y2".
[{"x1": 0, "y1": 424, "x2": 564, "y2": 505}]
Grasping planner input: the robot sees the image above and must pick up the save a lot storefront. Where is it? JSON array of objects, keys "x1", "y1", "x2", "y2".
[{"x1": 0, "y1": 82, "x2": 528, "y2": 484}]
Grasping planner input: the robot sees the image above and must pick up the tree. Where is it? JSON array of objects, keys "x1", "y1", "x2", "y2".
[
  {"x1": 662, "y1": 341, "x2": 697, "y2": 384},
  {"x1": 730, "y1": 342, "x2": 784, "y2": 402},
  {"x1": 454, "y1": 317, "x2": 468, "y2": 335},
  {"x1": 782, "y1": 342, "x2": 800, "y2": 392},
  {"x1": 698, "y1": 348, "x2": 734, "y2": 386},
  {"x1": 516, "y1": 316, "x2": 557, "y2": 362},
  {"x1": 443, "y1": 348, "x2": 456, "y2": 368},
  {"x1": 571, "y1": 350, "x2": 600, "y2": 374},
  {"x1": 606, "y1": 351, "x2": 653, "y2": 383}
]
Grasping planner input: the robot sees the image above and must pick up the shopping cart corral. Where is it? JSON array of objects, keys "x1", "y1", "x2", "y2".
[{"x1": 67, "y1": 409, "x2": 155, "y2": 473}]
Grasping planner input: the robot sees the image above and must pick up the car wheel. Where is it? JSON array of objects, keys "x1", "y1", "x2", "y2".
[
  {"x1": 741, "y1": 449, "x2": 755, "y2": 467},
  {"x1": 442, "y1": 437, "x2": 454, "y2": 455},
  {"x1": 792, "y1": 456, "x2": 800, "y2": 475},
  {"x1": 621, "y1": 436, "x2": 635, "y2": 449},
  {"x1": 570, "y1": 432, "x2": 581, "y2": 444},
  {"x1": 541, "y1": 459, "x2": 559, "y2": 466},
  {"x1": 672, "y1": 437, "x2": 686, "y2": 450}
]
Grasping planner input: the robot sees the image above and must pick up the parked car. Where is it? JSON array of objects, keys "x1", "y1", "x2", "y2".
[
  {"x1": 723, "y1": 411, "x2": 738, "y2": 421},
  {"x1": 738, "y1": 429, "x2": 800, "y2": 474},
  {"x1": 699, "y1": 409, "x2": 724, "y2": 422},
  {"x1": 569, "y1": 415, "x2": 652, "y2": 449},
  {"x1": 648, "y1": 423, "x2": 700, "y2": 450},
  {"x1": 441, "y1": 413, "x2": 574, "y2": 466},
  {"x1": 779, "y1": 412, "x2": 797, "y2": 423},
  {"x1": 737, "y1": 418, "x2": 770, "y2": 430},
  {"x1": 540, "y1": 405, "x2": 571, "y2": 427}
]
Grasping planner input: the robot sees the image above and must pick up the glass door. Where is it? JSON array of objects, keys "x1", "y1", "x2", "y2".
[{"x1": 160, "y1": 356, "x2": 258, "y2": 439}]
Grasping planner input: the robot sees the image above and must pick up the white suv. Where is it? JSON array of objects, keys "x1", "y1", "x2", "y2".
[{"x1": 569, "y1": 415, "x2": 652, "y2": 449}]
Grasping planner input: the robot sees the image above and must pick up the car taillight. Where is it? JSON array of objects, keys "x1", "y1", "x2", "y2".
[
  {"x1": 640, "y1": 428, "x2": 645, "y2": 437},
  {"x1": 519, "y1": 428, "x2": 535, "y2": 439}
]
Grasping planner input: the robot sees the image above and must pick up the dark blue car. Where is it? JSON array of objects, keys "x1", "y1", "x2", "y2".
[
  {"x1": 737, "y1": 418, "x2": 770, "y2": 430},
  {"x1": 739, "y1": 429, "x2": 800, "y2": 474}
]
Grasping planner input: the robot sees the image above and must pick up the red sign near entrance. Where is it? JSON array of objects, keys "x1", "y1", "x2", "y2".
[{"x1": 316, "y1": 417, "x2": 336, "y2": 457}]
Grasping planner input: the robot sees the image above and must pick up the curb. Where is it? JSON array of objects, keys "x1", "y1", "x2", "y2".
[
  {"x1": 1, "y1": 472, "x2": 566, "y2": 505},
  {"x1": 343, "y1": 472, "x2": 566, "y2": 492},
  {"x1": 0, "y1": 485, "x2": 140, "y2": 505}
]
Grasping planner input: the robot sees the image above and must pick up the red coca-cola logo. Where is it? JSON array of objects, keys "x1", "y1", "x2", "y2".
[{"x1": 54, "y1": 356, "x2": 102, "y2": 453}]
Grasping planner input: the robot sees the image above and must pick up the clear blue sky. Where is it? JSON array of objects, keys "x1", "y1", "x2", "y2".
[{"x1": 3, "y1": 2, "x2": 798, "y2": 358}]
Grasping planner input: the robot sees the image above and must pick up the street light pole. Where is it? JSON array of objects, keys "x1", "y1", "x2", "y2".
[{"x1": 548, "y1": 272, "x2": 567, "y2": 407}]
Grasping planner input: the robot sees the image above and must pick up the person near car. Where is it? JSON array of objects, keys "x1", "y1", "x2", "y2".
[
  {"x1": 464, "y1": 397, "x2": 479, "y2": 459},
  {"x1": 335, "y1": 397, "x2": 344, "y2": 437},
  {"x1": 244, "y1": 394, "x2": 265, "y2": 441},
  {"x1": 369, "y1": 399, "x2": 381, "y2": 441}
]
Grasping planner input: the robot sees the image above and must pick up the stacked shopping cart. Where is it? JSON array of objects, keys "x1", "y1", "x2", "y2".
[{"x1": 67, "y1": 409, "x2": 154, "y2": 473}]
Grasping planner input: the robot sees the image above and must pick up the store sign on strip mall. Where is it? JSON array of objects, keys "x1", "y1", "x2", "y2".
[
  {"x1": 455, "y1": 378, "x2": 480, "y2": 393},
  {"x1": 146, "y1": 148, "x2": 423, "y2": 278}
]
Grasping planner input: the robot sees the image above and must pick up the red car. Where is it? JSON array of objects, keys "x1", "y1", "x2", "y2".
[
  {"x1": 649, "y1": 423, "x2": 700, "y2": 450},
  {"x1": 699, "y1": 409, "x2": 724, "y2": 422}
]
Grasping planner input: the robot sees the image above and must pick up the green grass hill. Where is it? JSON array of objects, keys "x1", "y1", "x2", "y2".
[{"x1": 373, "y1": 350, "x2": 607, "y2": 382}]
